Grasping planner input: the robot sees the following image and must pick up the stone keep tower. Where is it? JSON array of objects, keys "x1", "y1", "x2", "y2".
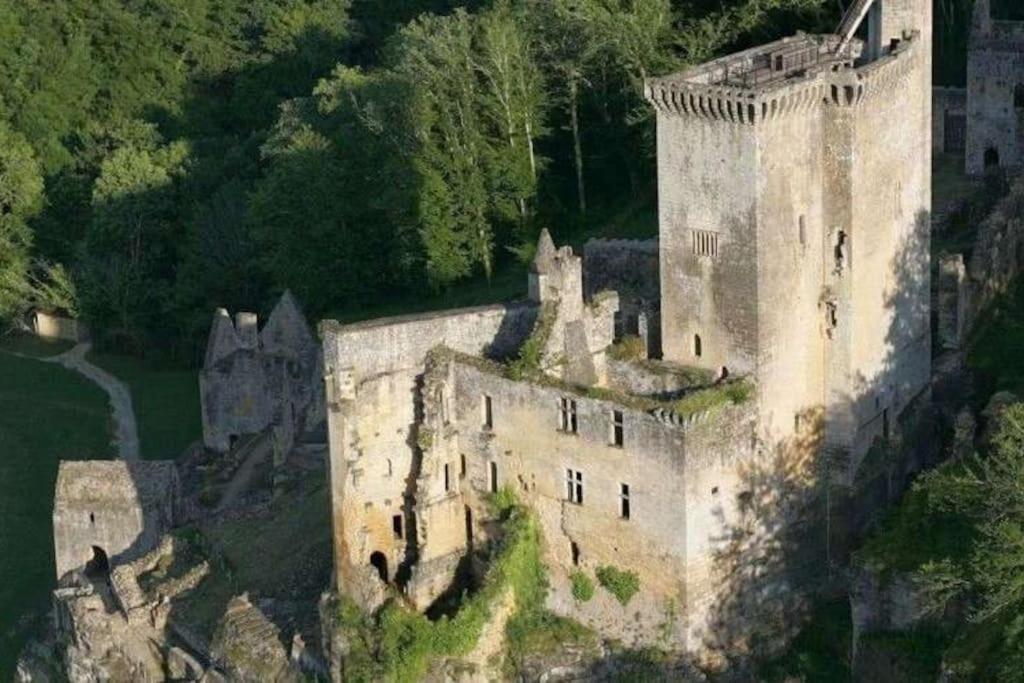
[{"x1": 647, "y1": 0, "x2": 931, "y2": 477}]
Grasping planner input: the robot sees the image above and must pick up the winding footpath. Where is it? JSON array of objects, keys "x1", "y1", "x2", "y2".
[{"x1": 43, "y1": 342, "x2": 140, "y2": 461}]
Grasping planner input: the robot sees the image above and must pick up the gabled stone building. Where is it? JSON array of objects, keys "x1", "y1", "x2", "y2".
[
  {"x1": 200, "y1": 290, "x2": 324, "y2": 453},
  {"x1": 321, "y1": 0, "x2": 932, "y2": 657},
  {"x1": 966, "y1": 0, "x2": 1024, "y2": 174}
]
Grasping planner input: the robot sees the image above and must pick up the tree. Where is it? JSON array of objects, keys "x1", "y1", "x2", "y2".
[
  {"x1": 524, "y1": 0, "x2": 603, "y2": 215},
  {"x1": 80, "y1": 141, "x2": 190, "y2": 351},
  {"x1": 0, "y1": 123, "x2": 43, "y2": 322},
  {"x1": 475, "y1": 0, "x2": 547, "y2": 225}
]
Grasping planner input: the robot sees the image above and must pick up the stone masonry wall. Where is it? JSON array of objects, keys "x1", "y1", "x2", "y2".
[
  {"x1": 320, "y1": 303, "x2": 538, "y2": 609},
  {"x1": 420, "y1": 355, "x2": 758, "y2": 653}
]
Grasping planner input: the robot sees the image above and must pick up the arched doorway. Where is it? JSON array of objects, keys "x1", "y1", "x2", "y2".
[
  {"x1": 85, "y1": 546, "x2": 109, "y2": 578},
  {"x1": 985, "y1": 147, "x2": 1001, "y2": 169},
  {"x1": 370, "y1": 551, "x2": 388, "y2": 584}
]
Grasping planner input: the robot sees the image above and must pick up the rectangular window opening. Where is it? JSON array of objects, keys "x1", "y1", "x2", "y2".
[
  {"x1": 489, "y1": 461, "x2": 498, "y2": 494},
  {"x1": 566, "y1": 468, "x2": 584, "y2": 505},
  {"x1": 392, "y1": 514, "x2": 403, "y2": 540},
  {"x1": 460, "y1": 453, "x2": 466, "y2": 479},
  {"x1": 691, "y1": 229, "x2": 719, "y2": 257},
  {"x1": 610, "y1": 410, "x2": 624, "y2": 447},
  {"x1": 559, "y1": 398, "x2": 578, "y2": 434},
  {"x1": 482, "y1": 395, "x2": 493, "y2": 430},
  {"x1": 444, "y1": 463, "x2": 451, "y2": 492},
  {"x1": 620, "y1": 483, "x2": 631, "y2": 520}
]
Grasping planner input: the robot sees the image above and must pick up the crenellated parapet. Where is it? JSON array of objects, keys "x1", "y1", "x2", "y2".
[{"x1": 647, "y1": 29, "x2": 922, "y2": 121}]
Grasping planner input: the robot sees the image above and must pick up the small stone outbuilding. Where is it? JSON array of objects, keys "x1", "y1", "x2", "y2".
[{"x1": 52, "y1": 460, "x2": 179, "y2": 581}]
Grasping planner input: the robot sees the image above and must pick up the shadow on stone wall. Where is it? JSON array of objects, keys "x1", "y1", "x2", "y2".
[{"x1": 691, "y1": 209, "x2": 942, "y2": 676}]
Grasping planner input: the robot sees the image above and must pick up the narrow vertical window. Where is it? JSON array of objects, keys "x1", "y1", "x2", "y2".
[
  {"x1": 460, "y1": 453, "x2": 466, "y2": 479},
  {"x1": 620, "y1": 484, "x2": 631, "y2": 520},
  {"x1": 694, "y1": 334, "x2": 703, "y2": 358},
  {"x1": 571, "y1": 542, "x2": 581, "y2": 566},
  {"x1": 489, "y1": 461, "x2": 498, "y2": 493},
  {"x1": 558, "y1": 398, "x2": 578, "y2": 433},
  {"x1": 444, "y1": 463, "x2": 451, "y2": 492},
  {"x1": 482, "y1": 394, "x2": 493, "y2": 430},
  {"x1": 392, "y1": 515, "x2": 403, "y2": 540},
  {"x1": 565, "y1": 468, "x2": 584, "y2": 504},
  {"x1": 799, "y1": 215, "x2": 806, "y2": 246},
  {"x1": 610, "y1": 410, "x2": 624, "y2": 447}
]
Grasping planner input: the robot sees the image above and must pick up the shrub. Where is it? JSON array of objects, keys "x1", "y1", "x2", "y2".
[
  {"x1": 596, "y1": 565, "x2": 640, "y2": 606},
  {"x1": 507, "y1": 302, "x2": 557, "y2": 380},
  {"x1": 570, "y1": 570, "x2": 594, "y2": 602}
]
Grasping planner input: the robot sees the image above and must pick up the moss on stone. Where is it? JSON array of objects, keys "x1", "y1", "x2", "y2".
[{"x1": 570, "y1": 570, "x2": 595, "y2": 602}]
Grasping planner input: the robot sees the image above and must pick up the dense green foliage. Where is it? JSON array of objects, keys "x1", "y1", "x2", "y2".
[
  {"x1": 0, "y1": 0, "x2": 828, "y2": 363},
  {"x1": 0, "y1": 341, "x2": 112, "y2": 680},
  {"x1": 595, "y1": 565, "x2": 640, "y2": 605}
]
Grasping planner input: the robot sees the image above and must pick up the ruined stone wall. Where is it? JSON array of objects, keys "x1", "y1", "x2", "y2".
[
  {"x1": 966, "y1": 20, "x2": 1024, "y2": 174},
  {"x1": 582, "y1": 239, "x2": 660, "y2": 351},
  {"x1": 52, "y1": 461, "x2": 179, "y2": 580},
  {"x1": 320, "y1": 303, "x2": 538, "y2": 608},
  {"x1": 421, "y1": 357, "x2": 757, "y2": 652},
  {"x1": 932, "y1": 87, "x2": 966, "y2": 155},
  {"x1": 940, "y1": 176, "x2": 1024, "y2": 350}
]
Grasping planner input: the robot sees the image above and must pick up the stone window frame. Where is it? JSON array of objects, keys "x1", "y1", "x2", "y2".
[
  {"x1": 482, "y1": 394, "x2": 493, "y2": 430},
  {"x1": 620, "y1": 483, "x2": 631, "y2": 520},
  {"x1": 609, "y1": 409, "x2": 625, "y2": 447},
  {"x1": 565, "y1": 468, "x2": 584, "y2": 505},
  {"x1": 558, "y1": 397, "x2": 578, "y2": 434}
]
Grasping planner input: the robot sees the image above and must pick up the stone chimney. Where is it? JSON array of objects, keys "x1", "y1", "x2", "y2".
[{"x1": 235, "y1": 312, "x2": 259, "y2": 349}]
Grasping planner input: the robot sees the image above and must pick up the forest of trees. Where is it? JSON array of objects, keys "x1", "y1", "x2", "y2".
[{"x1": 0, "y1": 0, "x2": 972, "y2": 363}]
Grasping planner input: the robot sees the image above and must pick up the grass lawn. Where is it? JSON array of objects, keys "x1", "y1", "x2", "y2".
[
  {"x1": 172, "y1": 473, "x2": 332, "y2": 640},
  {"x1": 88, "y1": 352, "x2": 202, "y2": 461},
  {"x1": 0, "y1": 352, "x2": 112, "y2": 679},
  {"x1": 0, "y1": 332, "x2": 74, "y2": 359}
]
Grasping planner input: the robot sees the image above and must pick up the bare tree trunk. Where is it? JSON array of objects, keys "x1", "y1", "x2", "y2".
[{"x1": 570, "y1": 76, "x2": 586, "y2": 215}]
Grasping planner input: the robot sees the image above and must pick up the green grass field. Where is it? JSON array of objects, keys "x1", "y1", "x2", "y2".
[
  {"x1": 0, "y1": 348, "x2": 112, "y2": 679},
  {"x1": 88, "y1": 352, "x2": 202, "y2": 461}
]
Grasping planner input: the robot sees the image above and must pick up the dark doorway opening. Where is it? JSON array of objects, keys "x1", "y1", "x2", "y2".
[
  {"x1": 370, "y1": 551, "x2": 388, "y2": 584},
  {"x1": 85, "y1": 546, "x2": 109, "y2": 578},
  {"x1": 985, "y1": 147, "x2": 1001, "y2": 169}
]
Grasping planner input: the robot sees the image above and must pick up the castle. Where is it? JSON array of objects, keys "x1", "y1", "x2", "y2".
[{"x1": 321, "y1": 0, "x2": 932, "y2": 656}]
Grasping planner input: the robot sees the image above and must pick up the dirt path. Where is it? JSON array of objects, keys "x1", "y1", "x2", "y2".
[{"x1": 46, "y1": 343, "x2": 140, "y2": 461}]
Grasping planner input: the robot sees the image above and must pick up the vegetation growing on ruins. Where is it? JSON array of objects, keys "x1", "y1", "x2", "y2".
[
  {"x1": 507, "y1": 302, "x2": 559, "y2": 380},
  {"x1": 334, "y1": 488, "x2": 551, "y2": 682},
  {"x1": 607, "y1": 335, "x2": 646, "y2": 361},
  {"x1": 570, "y1": 570, "x2": 596, "y2": 602},
  {"x1": 0, "y1": 342, "x2": 112, "y2": 679},
  {"x1": 596, "y1": 565, "x2": 641, "y2": 606}
]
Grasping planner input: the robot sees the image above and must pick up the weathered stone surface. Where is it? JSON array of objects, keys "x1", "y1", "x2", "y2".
[
  {"x1": 52, "y1": 460, "x2": 180, "y2": 581},
  {"x1": 167, "y1": 646, "x2": 205, "y2": 681},
  {"x1": 200, "y1": 291, "x2": 325, "y2": 453},
  {"x1": 211, "y1": 594, "x2": 302, "y2": 683}
]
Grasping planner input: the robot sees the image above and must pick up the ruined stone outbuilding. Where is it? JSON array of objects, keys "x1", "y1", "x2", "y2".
[
  {"x1": 52, "y1": 460, "x2": 180, "y2": 583},
  {"x1": 200, "y1": 290, "x2": 325, "y2": 453},
  {"x1": 322, "y1": 0, "x2": 932, "y2": 663}
]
